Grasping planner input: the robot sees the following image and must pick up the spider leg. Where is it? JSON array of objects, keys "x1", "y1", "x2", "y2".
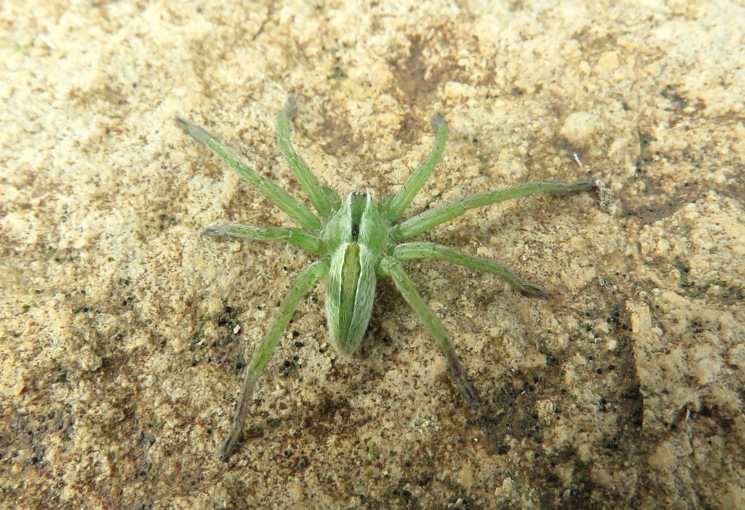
[
  {"x1": 220, "y1": 258, "x2": 330, "y2": 461},
  {"x1": 392, "y1": 180, "x2": 596, "y2": 241},
  {"x1": 203, "y1": 223, "x2": 324, "y2": 253},
  {"x1": 393, "y1": 242, "x2": 547, "y2": 298},
  {"x1": 278, "y1": 95, "x2": 337, "y2": 218},
  {"x1": 384, "y1": 111, "x2": 448, "y2": 222},
  {"x1": 174, "y1": 117, "x2": 322, "y2": 232},
  {"x1": 378, "y1": 257, "x2": 481, "y2": 409}
]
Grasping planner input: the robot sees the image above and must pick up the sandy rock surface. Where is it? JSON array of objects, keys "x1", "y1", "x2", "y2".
[{"x1": 1, "y1": 1, "x2": 743, "y2": 508}]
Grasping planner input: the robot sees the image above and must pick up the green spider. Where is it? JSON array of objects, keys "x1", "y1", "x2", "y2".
[{"x1": 175, "y1": 95, "x2": 595, "y2": 461}]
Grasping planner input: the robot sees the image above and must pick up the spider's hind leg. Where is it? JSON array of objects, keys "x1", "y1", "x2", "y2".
[
  {"x1": 378, "y1": 257, "x2": 481, "y2": 409},
  {"x1": 220, "y1": 258, "x2": 330, "y2": 461}
]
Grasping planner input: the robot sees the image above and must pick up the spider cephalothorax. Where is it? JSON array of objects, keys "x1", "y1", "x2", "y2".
[{"x1": 175, "y1": 96, "x2": 595, "y2": 460}]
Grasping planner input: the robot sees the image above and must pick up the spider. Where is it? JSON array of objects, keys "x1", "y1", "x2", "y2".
[{"x1": 175, "y1": 95, "x2": 596, "y2": 460}]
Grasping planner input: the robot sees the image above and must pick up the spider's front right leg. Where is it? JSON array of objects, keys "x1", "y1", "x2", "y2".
[
  {"x1": 220, "y1": 258, "x2": 330, "y2": 461},
  {"x1": 384, "y1": 111, "x2": 449, "y2": 223},
  {"x1": 378, "y1": 257, "x2": 481, "y2": 409}
]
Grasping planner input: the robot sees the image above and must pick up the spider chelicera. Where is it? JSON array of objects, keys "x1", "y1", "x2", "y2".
[{"x1": 175, "y1": 95, "x2": 596, "y2": 460}]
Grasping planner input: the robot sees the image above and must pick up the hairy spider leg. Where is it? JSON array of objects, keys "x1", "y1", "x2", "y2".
[
  {"x1": 203, "y1": 224, "x2": 324, "y2": 253},
  {"x1": 277, "y1": 95, "x2": 339, "y2": 218},
  {"x1": 393, "y1": 242, "x2": 548, "y2": 298},
  {"x1": 378, "y1": 257, "x2": 481, "y2": 409},
  {"x1": 220, "y1": 259, "x2": 330, "y2": 461},
  {"x1": 174, "y1": 117, "x2": 323, "y2": 232},
  {"x1": 392, "y1": 180, "x2": 597, "y2": 241},
  {"x1": 383, "y1": 111, "x2": 448, "y2": 222}
]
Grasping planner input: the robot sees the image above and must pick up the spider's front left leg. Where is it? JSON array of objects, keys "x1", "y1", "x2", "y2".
[
  {"x1": 277, "y1": 95, "x2": 339, "y2": 217},
  {"x1": 220, "y1": 258, "x2": 330, "y2": 461},
  {"x1": 174, "y1": 117, "x2": 322, "y2": 232},
  {"x1": 377, "y1": 256, "x2": 481, "y2": 409},
  {"x1": 392, "y1": 242, "x2": 547, "y2": 298}
]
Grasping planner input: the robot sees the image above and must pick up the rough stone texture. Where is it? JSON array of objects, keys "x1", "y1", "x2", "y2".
[{"x1": 1, "y1": 1, "x2": 743, "y2": 508}]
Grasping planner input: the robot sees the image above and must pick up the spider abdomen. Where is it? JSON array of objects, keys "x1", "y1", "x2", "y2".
[{"x1": 326, "y1": 242, "x2": 377, "y2": 353}]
